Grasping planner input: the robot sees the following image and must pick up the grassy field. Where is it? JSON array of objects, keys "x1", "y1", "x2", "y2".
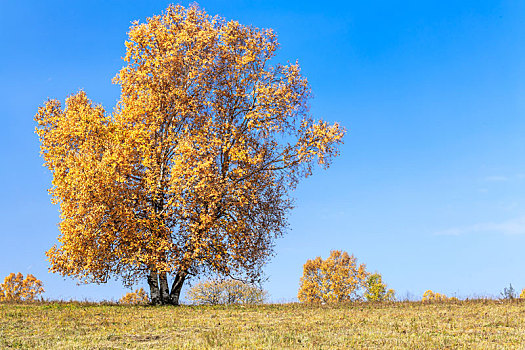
[{"x1": 1, "y1": 300, "x2": 525, "y2": 349}]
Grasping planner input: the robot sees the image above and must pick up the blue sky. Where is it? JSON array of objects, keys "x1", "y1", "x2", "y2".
[{"x1": 0, "y1": 0, "x2": 523, "y2": 302}]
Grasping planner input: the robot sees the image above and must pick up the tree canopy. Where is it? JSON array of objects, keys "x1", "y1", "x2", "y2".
[
  {"x1": 364, "y1": 273, "x2": 395, "y2": 302},
  {"x1": 35, "y1": 5, "x2": 345, "y2": 305},
  {"x1": 0, "y1": 273, "x2": 44, "y2": 302},
  {"x1": 298, "y1": 250, "x2": 368, "y2": 303}
]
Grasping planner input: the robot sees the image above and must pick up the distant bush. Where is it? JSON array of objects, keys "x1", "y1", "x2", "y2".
[
  {"x1": 364, "y1": 273, "x2": 395, "y2": 301},
  {"x1": 422, "y1": 290, "x2": 449, "y2": 302},
  {"x1": 187, "y1": 279, "x2": 267, "y2": 305},
  {"x1": 119, "y1": 288, "x2": 149, "y2": 305},
  {"x1": 520, "y1": 288, "x2": 525, "y2": 299},
  {"x1": 0, "y1": 273, "x2": 44, "y2": 302}
]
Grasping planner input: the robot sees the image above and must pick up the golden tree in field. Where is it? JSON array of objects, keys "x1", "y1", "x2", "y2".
[
  {"x1": 364, "y1": 272, "x2": 395, "y2": 302},
  {"x1": 35, "y1": 5, "x2": 344, "y2": 305},
  {"x1": 298, "y1": 250, "x2": 368, "y2": 303},
  {"x1": 0, "y1": 273, "x2": 44, "y2": 302}
]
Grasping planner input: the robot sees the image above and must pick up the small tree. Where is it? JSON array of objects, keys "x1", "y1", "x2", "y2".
[
  {"x1": 0, "y1": 273, "x2": 44, "y2": 302},
  {"x1": 298, "y1": 250, "x2": 369, "y2": 303},
  {"x1": 119, "y1": 288, "x2": 150, "y2": 305},
  {"x1": 364, "y1": 273, "x2": 395, "y2": 302},
  {"x1": 187, "y1": 279, "x2": 266, "y2": 305}
]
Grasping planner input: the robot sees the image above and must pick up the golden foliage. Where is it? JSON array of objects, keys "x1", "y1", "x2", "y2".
[
  {"x1": 422, "y1": 290, "x2": 449, "y2": 302},
  {"x1": 35, "y1": 4, "x2": 344, "y2": 294},
  {"x1": 187, "y1": 279, "x2": 266, "y2": 305},
  {"x1": 119, "y1": 288, "x2": 149, "y2": 305},
  {"x1": 364, "y1": 273, "x2": 395, "y2": 301},
  {"x1": 298, "y1": 250, "x2": 368, "y2": 303},
  {"x1": 0, "y1": 273, "x2": 44, "y2": 302}
]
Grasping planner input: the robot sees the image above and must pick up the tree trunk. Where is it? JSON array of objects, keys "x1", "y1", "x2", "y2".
[
  {"x1": 158, "y1": 272, "x2": 171, "y2": 305},
  {"x1": 169, "y1": 272, "x2": 186, "y2": 306},
  {"x1": 147, "y1": 270, "x2": 186, "y2": 306},
  {"x1": 147, "y1": 270, "x2": 161, "y2": 305}
]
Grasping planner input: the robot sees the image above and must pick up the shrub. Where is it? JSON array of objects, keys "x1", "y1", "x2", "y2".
[
  {"x1": 520, "y1": 288, "x2": 525, "y2": 299},
  {"x1": 421, "y1": 290, "x2": 448, "y2": 302},
  {"x1": 500, "y1": 284, "x2": 516, "y2": 300},
  {"x1": 187, "y1": 279, "x2": 267, "y2": 305},
  {"x1": 119, "y1": 288, "x2": 149, "y2": 305},
  {"x1": 0, "y1": 273, "x2": 44, "y2": 301},
  {"x1": 298, "y1": 250, "x2": 369, "y2": 303},
  {"x1": 364, "y1": 273, "x2": 395, "y2": 301}
]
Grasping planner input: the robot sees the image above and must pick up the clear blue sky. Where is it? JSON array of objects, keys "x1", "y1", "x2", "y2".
[{"x1": 0, "y1": 0, "x2": 523, "y2": 302}]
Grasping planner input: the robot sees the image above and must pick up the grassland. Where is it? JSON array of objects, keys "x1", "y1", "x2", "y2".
[{"x1": 1, "y1": 299, "x2": 525, "y2": 349}]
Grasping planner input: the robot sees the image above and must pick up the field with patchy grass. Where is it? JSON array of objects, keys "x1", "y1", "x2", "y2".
[{"x1": 1, "y1": 300, "x2": 525, "y2": 349}]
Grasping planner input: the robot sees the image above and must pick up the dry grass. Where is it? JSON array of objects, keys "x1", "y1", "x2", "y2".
[{"x1": 1, "y1": 299, "x2": 525, "y2": 349}]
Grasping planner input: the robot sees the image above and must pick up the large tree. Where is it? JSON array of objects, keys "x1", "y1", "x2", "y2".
[{"x1": 35, "y1": 5, "x2": 345, "y2": 305}]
